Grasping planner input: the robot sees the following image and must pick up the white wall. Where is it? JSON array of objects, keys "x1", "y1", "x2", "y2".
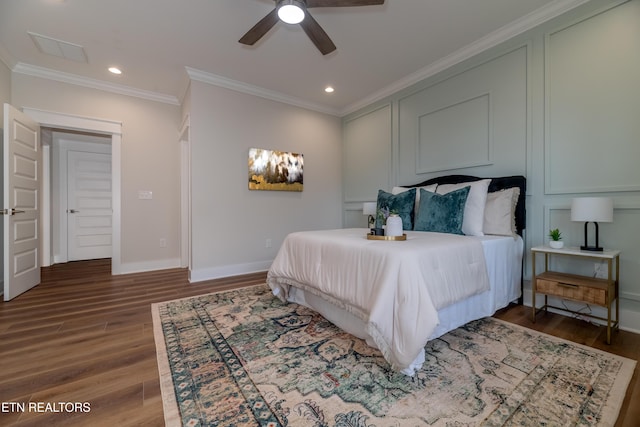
[
  {"x1": 342, "y1": 0, "x2": 640, "y2": 332},
  {"x1": 11, "y1": 74, "x2": 182, "y2": 273},
  {"x1": 6, "y1": 68, "x2": 342, "y2": 281},
  {"x1": 188, "y1": 81, "x2": 342, "y2": 281},
  {"x1": 0, "y1": 59, "x2": 10, "y2": 106}
]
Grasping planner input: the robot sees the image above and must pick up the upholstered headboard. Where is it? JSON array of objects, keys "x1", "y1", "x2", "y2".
[{"x1": 407, "y1": 175, "x2": 527, "y2": 236}]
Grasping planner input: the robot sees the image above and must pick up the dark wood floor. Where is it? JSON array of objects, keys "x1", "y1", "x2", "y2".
[{"x1": 0, "y1": 260, "x2": 637, "y2": 426}]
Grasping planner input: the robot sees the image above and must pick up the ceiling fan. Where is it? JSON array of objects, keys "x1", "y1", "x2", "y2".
[{"x1": 239, "y1": 0, "x2": 385, "y2": 55}]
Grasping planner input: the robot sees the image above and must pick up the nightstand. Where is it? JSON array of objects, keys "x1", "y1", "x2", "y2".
[{"x1": 531, "y1": 245, "x2": 620, "y2": 344}]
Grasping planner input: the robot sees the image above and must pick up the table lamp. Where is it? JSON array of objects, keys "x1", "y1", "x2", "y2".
[
  {"x1": 570, "y1": 197, "x2": 613, "y2": 251},
  {"x1": 363, "y1": 202, "x2": 377, "y2": 229}
]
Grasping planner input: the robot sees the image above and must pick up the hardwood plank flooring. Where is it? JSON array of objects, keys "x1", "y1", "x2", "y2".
[{"x1": 0, "y1": 260, "x2": 637, "y2": 426}]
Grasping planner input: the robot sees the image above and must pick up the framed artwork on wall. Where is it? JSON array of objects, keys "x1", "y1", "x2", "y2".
[{"x1": 248, "y1": 148, "x2": 304, "y2": 192}]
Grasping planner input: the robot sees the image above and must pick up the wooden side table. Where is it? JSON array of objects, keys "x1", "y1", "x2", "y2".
[{"x1": 531, "y1": 245, "x2": 620, "y2": 344}]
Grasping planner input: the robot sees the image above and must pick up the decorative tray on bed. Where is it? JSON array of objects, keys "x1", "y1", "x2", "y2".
[{"x1": 366, "y1": 234, "x2": 407, "y2": 241}]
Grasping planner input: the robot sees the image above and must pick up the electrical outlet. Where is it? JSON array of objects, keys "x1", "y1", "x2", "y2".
[
  {"x1": 594, "y1": 262, "x2": 608, "y2": 279},
  {"x1": 160, "y1": 238, "x2": 167, "y2": 248},
  {"x1": 265, "y1": 238, "x2": 272, "y2": 248}
]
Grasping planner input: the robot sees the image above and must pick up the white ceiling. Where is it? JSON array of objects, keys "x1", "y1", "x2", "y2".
[{"x1": 0, "y1": 0, "x2": 588, "y2": 116}]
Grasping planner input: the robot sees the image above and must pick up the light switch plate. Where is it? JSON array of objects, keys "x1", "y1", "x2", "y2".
[{"x1": 138, "y1": 190, "x2": 153, "y2": 200}]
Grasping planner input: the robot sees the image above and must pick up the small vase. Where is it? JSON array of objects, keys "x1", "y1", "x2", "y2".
[
  {"x1": 385, "y1": 214, "x2": 403, "y2": 237},
  {"x1": 549, "y1": 240, "x2": 564, "y2": 249}
]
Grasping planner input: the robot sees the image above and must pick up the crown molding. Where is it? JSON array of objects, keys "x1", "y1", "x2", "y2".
[
  {"x1": 185, "y1": 66, "x2": 341, "y2": 117},
  {"x1": 5, "y1": 0, "x2": 592, "y2": 117},
  {"x1": 12, "y1": 62, "x2": 180, "y2": 106},
  {"x1": 340, "y1": 0, "x2": 592, "y2": 116}
]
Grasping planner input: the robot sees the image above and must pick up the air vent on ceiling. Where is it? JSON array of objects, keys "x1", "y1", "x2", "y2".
[{"x1": 28, "y1": 31, "x2": 88, "y2": 63}]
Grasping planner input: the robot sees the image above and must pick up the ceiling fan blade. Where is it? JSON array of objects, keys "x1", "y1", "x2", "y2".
[
  {"x1": 306, "y1": 0, "x2": 384, "y2": 7},
  {"x1": 239, "y1": 9, "x2": 279, "y2": 46},
  {"x1": 299, "y1": 13, "x2": 336, "y2": 55}
]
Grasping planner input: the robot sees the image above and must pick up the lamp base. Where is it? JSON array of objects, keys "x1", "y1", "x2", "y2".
[{"x1": 581, "y1": 222, "x2": 604, "y2": 252}]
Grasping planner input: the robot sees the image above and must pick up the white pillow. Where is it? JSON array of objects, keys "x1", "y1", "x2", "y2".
[
  {"x1": 392, "y1": 184, "x2": 437, "y2": 218},
  {"x1": 436, "y1": 179, "x2": 490, "y2": 236},
  {"x1": 483, "y1": 187, "x2": 520, "y2": 236}
]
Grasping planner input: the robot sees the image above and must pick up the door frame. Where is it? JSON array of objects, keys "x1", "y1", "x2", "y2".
[
  {"x1": 179, "y1": 114, "x2": 191, "y2": 272},
  {"x1": 23, "y1": 107, "x2": 123, "y2": 275}
]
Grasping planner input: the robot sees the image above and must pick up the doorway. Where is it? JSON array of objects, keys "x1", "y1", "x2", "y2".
[
  {"x1": 50, "y1": 130, "x2": 112, "y2": 264},
  {"x1": 23, "y1": 107, "x2": 123, "y2": 275}
]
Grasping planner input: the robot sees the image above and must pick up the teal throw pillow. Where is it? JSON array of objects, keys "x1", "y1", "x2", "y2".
[
  {"x1": 376, "y1": 188, "x2": 416, "y2": 230},
  {"x1": 414, "y1": 187, "x2": 470, "y2": 234}
]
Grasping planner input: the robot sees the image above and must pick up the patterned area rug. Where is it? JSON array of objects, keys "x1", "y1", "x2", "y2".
[{"x1": 152, "y1": 284, "x2": 635, "y2": 426}]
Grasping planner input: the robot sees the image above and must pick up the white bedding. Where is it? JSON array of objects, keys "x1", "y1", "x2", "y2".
[{"x1": 267, "y1": 228, "x2": 497, "y2": 373}]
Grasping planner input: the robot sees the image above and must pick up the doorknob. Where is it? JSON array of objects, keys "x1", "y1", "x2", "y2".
[
  {"x1": 0, "y1": 208, "x2": 25, "y2": 215},
  {"x1": 67, "y1": 209, "x2": 80, "y2": 214}
]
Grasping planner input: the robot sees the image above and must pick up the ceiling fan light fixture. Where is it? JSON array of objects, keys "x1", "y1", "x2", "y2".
[
  {"x1": 277, "y1": 0, "x2": 305, "y2": 24},
  {"x1": 240, "y1": 0, "x2": 381, "y2": 54}
]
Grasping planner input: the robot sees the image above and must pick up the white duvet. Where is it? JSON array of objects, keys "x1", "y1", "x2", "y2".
[{"x1": 266, "y1": 228, "x2": 490, "y2": 372}]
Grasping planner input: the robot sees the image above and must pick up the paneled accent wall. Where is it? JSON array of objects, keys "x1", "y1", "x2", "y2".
[
  {"x1": 415, "y1": 93, "x2": 491, "y2": 174},
  {"x1": 541, "y1": 0, "x2": 640, "y2": 308},
  {"x1": 343, "y1": 104, "x2": 392, "y2": 227},
  {"x1": 397, "y1": 46, "x2": 527, "y2": 185},
  {"x1": 343, "y1": 45, "x2": 529, "y2": 226},
  {"x1": 545, "y1": 0, "x2": 640, "y2": 194},
  {"x1": 342, "y1": 0, "x2": 640, "y2": 330}
]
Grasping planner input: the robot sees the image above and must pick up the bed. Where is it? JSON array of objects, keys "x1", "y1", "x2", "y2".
[{"x1": 267, "y1": 175, "x2": 526, "y2": 375}]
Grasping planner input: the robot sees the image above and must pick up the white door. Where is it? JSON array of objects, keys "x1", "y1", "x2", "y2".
[
  {"x1": 67, "y1": 150, "x2": 112, "y2": 261},
  {"x1": 2, "y1": 104, "x2": 41, "y2": 301}
]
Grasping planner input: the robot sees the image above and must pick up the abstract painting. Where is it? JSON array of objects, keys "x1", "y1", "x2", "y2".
[{"x1": 248, "y1": 148, "x2": 304, "y2": 191}]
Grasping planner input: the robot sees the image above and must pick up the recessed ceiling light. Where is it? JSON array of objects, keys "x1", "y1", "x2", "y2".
[
  {"x1": 324, "y1": 86, "x2": 334, "y2": 93},
  {"x1": 108, "y1": 67, "x2": 122, "y2": 75}
]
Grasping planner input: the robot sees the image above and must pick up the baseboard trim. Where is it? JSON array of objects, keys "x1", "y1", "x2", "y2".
[
  {"x1": 119, "y1": 258, "x2": 182, "y2": 275},
  {"x1": 189, "y1": 260, "x2": 272, "y2": 283}
]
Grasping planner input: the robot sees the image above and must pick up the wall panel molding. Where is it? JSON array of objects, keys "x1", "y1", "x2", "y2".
[
  {"x1": 544, "y1": 0, "x2": 640, "y2": 194},
  {"x1": 343, "y1": 103, "x2": 392, "y2": 203},
  {"x1": 397, "y1": 46, "x2": 527, "y2": 185},
  {"x1": 416, "y1": 93, "x2": 492, "y2": 174}
]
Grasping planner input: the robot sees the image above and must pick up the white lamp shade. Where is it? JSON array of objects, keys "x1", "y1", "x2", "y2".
[
  {"x1": 571, "y1": 197, "x2": 613, "y2": 222},
  {"x1": 363, "y1": 202, "x2": 377, "y2": 216}
]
